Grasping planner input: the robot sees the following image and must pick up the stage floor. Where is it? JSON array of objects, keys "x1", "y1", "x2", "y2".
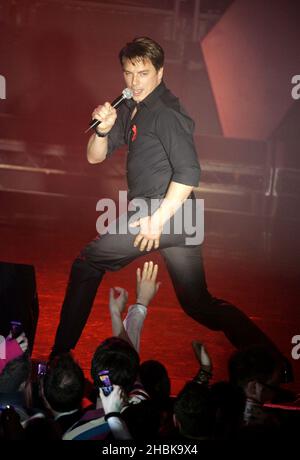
[{"x1": 1, "y1": 222, "x2": 299, "y2": 396}]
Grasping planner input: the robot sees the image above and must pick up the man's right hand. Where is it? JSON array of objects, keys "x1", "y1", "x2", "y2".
[
  {"x1": 109, "y1": 287, "x2": 128, "y2": 317},
  {"x1": 99, "y1": 384, "x2": 126, "y2": 413},
  {"x1": 92, "y1": 102, "x2": 117, "y2": 135}
]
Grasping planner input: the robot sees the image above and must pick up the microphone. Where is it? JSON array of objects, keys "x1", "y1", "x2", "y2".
[{"x1": 85, "y1": 88, "x2": 133, "y2": 133}]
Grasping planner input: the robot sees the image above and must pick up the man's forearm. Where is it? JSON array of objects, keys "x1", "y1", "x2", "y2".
[
  {"x1": 87, "y1": 133, "x2": 108, "y2": 164},
  {"x1": 110, "y1": 311, "x2": 134, "y2": 348},
  {"x1": 123, "y1": 304, "x2": 148, "y2": 353},
  {"x1": 152, "y1": 181, "x2": 194, "y2": 226}
]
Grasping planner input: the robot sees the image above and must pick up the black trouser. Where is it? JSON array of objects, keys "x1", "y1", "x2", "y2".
[{"x1": 52, "y1": 199, "x2": 280, "y2": 356}]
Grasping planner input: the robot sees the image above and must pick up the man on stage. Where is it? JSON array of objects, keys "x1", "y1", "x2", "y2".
[{"x1": 51, "y1": 37, "x2": 289, "y2": 379}]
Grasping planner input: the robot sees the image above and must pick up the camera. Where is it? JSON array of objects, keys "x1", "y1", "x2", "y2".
[{"x1": 98, "y1": 370, "x2": 113, "y2": 396}]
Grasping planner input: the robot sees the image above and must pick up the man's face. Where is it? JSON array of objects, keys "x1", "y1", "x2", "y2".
[{"x1": 122, "y1": 58, "x2": 163, "y2": 102}]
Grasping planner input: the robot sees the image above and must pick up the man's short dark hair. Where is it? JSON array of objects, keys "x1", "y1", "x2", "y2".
[
  {"x1": 0, "y1": 354, "x2": 31, "y2": 393},
  {"x1": 91, "y1": 337, "x2": 139, "y2": 393},
  {"x1": 43, "y1": 353, "x2": 85, "y2": 413},
  {"x1": 139, "y1": 360, "x2": 170, "y2": 403},
  {"x1": 174, "y1": 381, "x2": 215, "y2": 439},
  {"x1": 119, "y1": 36, "x2": 164, "y2": 71}
]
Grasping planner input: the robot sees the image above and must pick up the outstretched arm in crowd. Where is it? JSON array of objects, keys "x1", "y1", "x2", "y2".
[
  {"x1": 109, "y1": 286, "x2": 132, "y2": 345},
  {"x1": 192, "y1": 341, "x2": 213, "y2": 385},
  {"x1": 124, "y1": 261, "x2": 160, "y2": 352},
  {"x1": 109, "y1": 261, "x2": 160, "y2": 353}
]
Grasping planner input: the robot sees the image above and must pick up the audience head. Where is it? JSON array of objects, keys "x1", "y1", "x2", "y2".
[
  {"x1": 174, "y1": 381, "x2": 215, "y2": 439},
  {"x1": 43, "y1": 352, "x2": 85, "y2": 413},
  {"x1": 0, "y1": 354, "x2": 31, "y2": 393},
  {"x1": 91, "y1": 337, "x2": 140, "y2": 394},
  {"x1": 210, "y1": 381, "x2": 245, "y2": 438},
  {"x1": 139, "y1": 360, "x2": 170, "y2": 404}
]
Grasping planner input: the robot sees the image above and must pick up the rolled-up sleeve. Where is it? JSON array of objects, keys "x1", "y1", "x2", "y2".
[{"x1": 156, "y1": 108, "x2": 201, "y2": 186}]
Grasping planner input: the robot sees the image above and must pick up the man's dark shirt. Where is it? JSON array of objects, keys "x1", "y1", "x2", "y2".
[{"x1": 106, "y1": 81, "x2": 201, "y2": 200}]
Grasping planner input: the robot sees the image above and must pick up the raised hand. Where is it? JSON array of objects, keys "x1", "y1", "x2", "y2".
[
  {"x1": 192, "y1": 341, "x2": 212, "y2": 372},
  {"x1": 109, "y1": 287, "x2": 128, "y2": 317},
  {"x1": 92, "y1": 102, "x2": 117, "y2": 135},
  {"x1": 15, "y1": 332, "x2": 29, "y2": 353},
  {"x1": 7, "y1": 332, "x2": 29, "y2": 354},
  {"x1": 99, "y1": 384, "x2": 127, "y2": 414},
  {"x1": 136, "y1": 261, "x2": 160, "y2": 307}
]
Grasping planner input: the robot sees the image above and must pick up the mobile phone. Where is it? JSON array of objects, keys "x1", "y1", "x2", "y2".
[
  {"x1": 37, "y1": 362, "x2": 47, "y2": 377},
  {"x1": 10, "y1": 321, "x2": 23, "y2": 339},
  {"x1": 98, "y1": 370, "x2": 113, "y2": 396}
]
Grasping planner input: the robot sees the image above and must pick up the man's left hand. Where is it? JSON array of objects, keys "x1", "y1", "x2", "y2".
[
  {"x1": 136, "y1": 261, "x2": 160, "y2": 306},
  {"x1": 130, "y1": 215, "x2": 163, "y2": 251}
]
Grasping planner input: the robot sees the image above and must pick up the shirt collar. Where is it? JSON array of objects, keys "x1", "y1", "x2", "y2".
[
  {"x1": 126, "y1": 81, "x2": 166, "y2": 110},
  {"x1": 140, "y1": 80, "x2": 166, "y2": 108}
]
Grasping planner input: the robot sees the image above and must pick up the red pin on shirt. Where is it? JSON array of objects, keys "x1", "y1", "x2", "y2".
[{"x1": 132, "y1": 125, "x2": 137, "y2": 142}]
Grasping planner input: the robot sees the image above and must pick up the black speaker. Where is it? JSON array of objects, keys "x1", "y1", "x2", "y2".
[{"x1": 0, "y1": 262, "x2": 39, "y2": 353}]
